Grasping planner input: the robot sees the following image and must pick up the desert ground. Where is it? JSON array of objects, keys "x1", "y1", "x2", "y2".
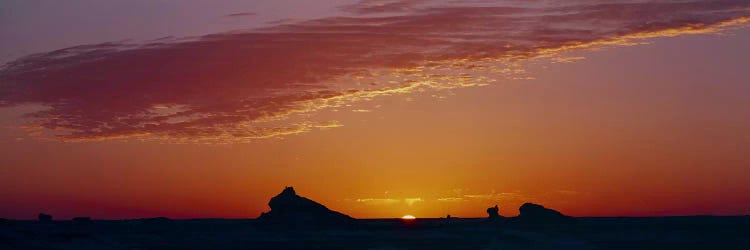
[{"x1": 2, "y1": 216, "x2": 750, "y2": 249}]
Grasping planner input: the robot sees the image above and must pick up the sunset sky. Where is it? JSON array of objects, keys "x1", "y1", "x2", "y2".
[{"x1": 1, "y1": 0, "x2": 749, "y2": 219}]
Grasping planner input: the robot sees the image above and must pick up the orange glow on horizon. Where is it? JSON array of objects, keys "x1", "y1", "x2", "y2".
[{"x1": 1, "y1": 0, "x2": 750, "y2": 221}]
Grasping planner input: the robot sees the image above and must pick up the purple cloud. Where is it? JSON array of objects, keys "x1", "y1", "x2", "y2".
[
  {"x1": 1, "y1": 0, "x2": 748, "y2": 143},
  {"x1": 224, "y1": 12, "x2": 256, "y2": 18}
]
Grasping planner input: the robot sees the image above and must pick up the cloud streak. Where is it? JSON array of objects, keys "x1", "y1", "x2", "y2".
[
  {"x1": 339, "y1": 0, "x2": 428, "y2": 14},
  {"x1": 1, "y1": 0, "x2": 748, "y2": 143},
  {"x1": 224, "y1": 12, "x2": 256, "y2": 18}
]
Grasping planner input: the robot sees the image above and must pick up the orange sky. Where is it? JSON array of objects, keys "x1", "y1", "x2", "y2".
[{"x1": 1, "y1": 0, "x2": 750, "y2": 219}]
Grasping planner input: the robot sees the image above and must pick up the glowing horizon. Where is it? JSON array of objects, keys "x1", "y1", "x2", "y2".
[{"x1": 1, "y1": 0, "x2": 750, "y2": 220}]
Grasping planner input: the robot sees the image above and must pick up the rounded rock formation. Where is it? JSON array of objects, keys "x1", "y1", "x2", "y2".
[
  {"x1": 258, "y1": 187, "x2": 353, "y2": 227},
  {"x1": 38, "y1": 213, "x2": 53, "y2": 222},
  {"x1": 517, "y1": 203, "x2": 573, "y2": 224}
]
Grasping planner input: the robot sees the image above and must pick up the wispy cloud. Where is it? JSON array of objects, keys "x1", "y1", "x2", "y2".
[
  {"x1": 355, "y1": 198, "x2": 401, "y2": 205},
  {"x1": 1, "y1": 0, "x2": 748, "y2": 143},
  {"x1": 551, "y1": 56, "x2": 586, "y2": 64},
  {"x1": 224, "y1": 12, "x2": 256, "y2": 18},
  {"x1": 353, "y1": 197, "x2": 424, "y2": 206},
  {"x1": 438, "y1": 190, "x2": 526, "y2": 202},
  {"x1": 436, "y1": 197, "x2": 466, "y2": 202},
  {"x1": 340, "y1": 0, "x2": 428, "y2": 14},
  {"x1": 352, "y1": 189, "x2": 527, "y2": 206},
  {"x1": 404, "y1": 198, "x2": 423, "y2": 206}
]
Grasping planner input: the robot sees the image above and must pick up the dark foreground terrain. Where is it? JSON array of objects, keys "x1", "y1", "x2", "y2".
[{"x1": 1, "y1": 216, "x2": 749, "y2": 249}]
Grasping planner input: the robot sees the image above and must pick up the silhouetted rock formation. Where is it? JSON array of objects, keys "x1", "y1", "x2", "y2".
[
  {"x1": 258, "y1": 187, "x2": 353, "y2": 227},
  {"x1": 142, "y1": 217, "x2": 172, "y2": 223},
  {"x1": 38, "y1": 213, "x2": 52, "y2": 222},
  {"x1": 517, "y1": 203, "x2": 573, "y2": 224},
  {"x1": 73, "y1": 217, "x2": 91, "y2": 223},
  {"x1": 486, "y1": 205, "x2": 503, "y2": 220}
]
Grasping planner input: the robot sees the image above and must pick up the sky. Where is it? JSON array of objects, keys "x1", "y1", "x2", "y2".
[{"x1": 1, "y1": 0, "x2": 749, "y2": 219}]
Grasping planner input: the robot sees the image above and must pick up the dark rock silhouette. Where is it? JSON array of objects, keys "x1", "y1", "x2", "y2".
[
  {"x1": 73, "y1": 217, "x2": 92, "y2": 223},
  {"x1": 486, "y1": 205, "x2": 502, "y2": 220},
  {"x1": 142, "y1": 217, "x2": 172, "y2": 223},
  {"x1": 517, "y1": 203, "x2": 573, "y2": 224},
  {"x1": 258, "y1": 186, "x2": 353, "y2": 226},
  {"x1": 38, "y1": 213, "x2": 52, "y2": 222}
]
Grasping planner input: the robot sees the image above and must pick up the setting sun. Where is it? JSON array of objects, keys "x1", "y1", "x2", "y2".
[{"x1": 401, "y1": 215, "x2": 416, "y2": 220}]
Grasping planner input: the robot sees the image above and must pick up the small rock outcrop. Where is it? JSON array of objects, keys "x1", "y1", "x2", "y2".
[
  {"x1": 73, "y1": 217, "x2": 91, "y2": 223},
  {"x1": 142, "y1": 217, "x2": 172, "y2": 223},
  {"x1": 38, "y1": 213, "x2": 53, "y2": 222},
  {"x1": 257, "y1": 187, "x2": 353, "y2": 226},
  {"x1": 517, "y1": 203, "x2": 573, "y2": 224},
  {"x1": 486, "y1": 205, "x2": 503, "y2": 220}
]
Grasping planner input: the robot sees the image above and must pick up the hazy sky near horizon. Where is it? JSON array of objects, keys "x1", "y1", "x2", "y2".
[{"x1": 1, "y1": 0, "x2": 750, "y2": 219}]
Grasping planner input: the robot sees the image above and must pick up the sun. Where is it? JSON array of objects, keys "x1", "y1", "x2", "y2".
[{"x1": 401, "y1": 215, "x2": 416, "y2": 220}]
